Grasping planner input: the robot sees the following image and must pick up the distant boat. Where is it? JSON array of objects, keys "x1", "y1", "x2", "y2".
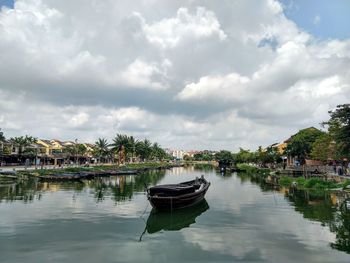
[{"x1": 147, "y1": 175, "x2": 210, "y2": 211}]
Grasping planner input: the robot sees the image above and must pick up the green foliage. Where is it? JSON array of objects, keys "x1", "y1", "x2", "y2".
[
  {"x1": 94, "y1": 138, "x2": 109, "y2": 162},
  {"x1": 236, "y1": 163, "x2": 271, "y2": 176},
  {"x1": 341, "y1": 179, "x2": 350, "y2": 189},
  {"x1": 323, "y1": 104, "x2": 350, "y2": 159},
  {"x1": 193, "y1": 151, "x2": 214, "y2": 161},
  {"x1": 110, "y1": 134, "x2": 133, "y2": 157},
  {"x1": 285, "y1": 127, "x2": 324, "y2": 162},
  {"x1": 232, "y1": 148, "x2": 254, "y2": 163},
  {"x1": 279, "y1": 176, "x2": 293, "y2": 187},
  {"x1": 303, "y1": 178, "x2": 336, "y2": 189},
  {"x1": 135, "y1": 139, "x2": 152, "y2": 161},
  {"x1": 110, "y1": 134, "x2": 166, "y2": 162},
  {"x1": 310, "y1": 133, "x2": 334, "y2": 161},
  {"x1": 151, "y1": 142, "x2": 167, "y2": 161},
  {"x1": 9, "y1": 135, "x2": 37, "y2": 157},
  {"x1": 215, "y1": 150, "x2": 233, "y2": 166},
  {"x1": 296, "y1": 177, "x2": 306, "y2": 186}
]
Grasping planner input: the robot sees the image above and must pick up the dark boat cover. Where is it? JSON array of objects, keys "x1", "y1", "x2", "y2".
[{"x1": 149, "y1": 184, "x2": 196, "y2": 197}]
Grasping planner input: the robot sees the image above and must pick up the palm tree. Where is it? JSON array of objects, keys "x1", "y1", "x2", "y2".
[
  {"x1": 110, "y1": 134, "x2": 131, "y2": 163},
  {"x1": 94, "y1": 138, "x2": 109, "y2": 163},
  {"x1": 128, "y1": 136, "x2": 138, "y2": 162},
  {"x1": 136, "y1": 139, "x2": 152, "y2": 162},
  {"x1": 9, "y1": 135, "x2": 37, "y2": 164},
  {"x1": 76, "y1": 144, "x2": 87, "y2": 164},
  {"x1": 151, "y1": 142, "x2": 166, "y2": 161}
]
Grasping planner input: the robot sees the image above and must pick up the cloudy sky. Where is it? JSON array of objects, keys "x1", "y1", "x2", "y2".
[{"x1": 0, "y1": 0, "x2": 349, "y2": 150}]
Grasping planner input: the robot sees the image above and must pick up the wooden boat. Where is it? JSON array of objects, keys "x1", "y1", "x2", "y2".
[{"x1": 147, "y1": 175, "x2": 210, "y2": 211}]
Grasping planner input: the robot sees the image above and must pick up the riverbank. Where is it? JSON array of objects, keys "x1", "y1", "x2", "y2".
[
  {"x1": 236, "y1": 163, "x2": 350, "y2": 192},
  {"x1": 0, "y1": 162, "x2": 183, "y2": 181}
]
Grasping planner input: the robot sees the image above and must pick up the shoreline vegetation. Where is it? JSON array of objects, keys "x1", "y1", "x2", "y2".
[
  {"x1": 235, "y1": 163, "x2": 350, "y2": 192},
  {"x1": 7, "y1": 162, "x2": 182, "y2": 179}
]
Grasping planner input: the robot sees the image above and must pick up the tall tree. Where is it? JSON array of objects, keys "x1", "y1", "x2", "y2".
[
  {"x1": 215, "y1": 150, "x2": 233, "y2": 166},
  {"x1": 151, "y1": 142, "x2": 166, "y2": 161},
  {"x1": 285, "y1": 127, "x2": 324, "y2": 164},
  {"x1": 310, "y1": 133, "x2": 335, "y2": 162},
  {"x1": 232, "y1": 148, "x2": 254, "y2": 164},
  {"x1": 136, "y1": 139, "x2": 152, "y2": 161},
  {"x1": 94, "y1": 138, "x2": 109, "y2": 163},
  {"x1": 111, "y1": 134, "x2": 131, "y2": 162},
  {"x1": 10, "y1": 135, "x2": 37, "y2": 163},
  {"x1": 323, "y1": 104, "x2": 350, "y2": 159},
  {"x1": 128, "y1": 136, "x2": 138, "y2": 162},
  {"x1": 10, "y1": 136, "x2": 37, "y2": 155}
]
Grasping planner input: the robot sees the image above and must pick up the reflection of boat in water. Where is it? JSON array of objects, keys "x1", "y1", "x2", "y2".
[
  {"x1": 139, "y1": 199, "x2": 209, "y2": 241},
  {"x1": 147, "y1": 175, "x2": 210, "y2": 210},
  {"x1": 147, "y1": 199, "x2": 209, "y2": 234}
]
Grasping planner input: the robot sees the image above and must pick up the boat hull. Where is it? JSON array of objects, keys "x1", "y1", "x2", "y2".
[{"x1": 147, "y1": 178, "x2": 210, "y2": 211}]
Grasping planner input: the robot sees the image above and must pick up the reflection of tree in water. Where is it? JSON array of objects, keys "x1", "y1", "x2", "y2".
[
  {"x1": 0, "y1": 179, "x2": 85, "y2": 203},
  {"x1": 286, "y1": 189, "x2": 336, "y2": 224},
  {"x1": 287, "y1": 189, "x2": 350, "y2": 254},
  {"x1": 0, "y1": 179, "x2": 40, "y2": 203},
  {"x1": 0, "y1": 170, "x2": 166, "y2": 204},
  {"x1": 193, "y1": 163, "x2": 215, "y2": 172},
  {"x1": 329, "y1": 207, "x2": 350, "y2": 253},
  {"x1": 236, "y1": 172, "x2": 350, "y2": 254},
  {"x1": 84, "y1": 170, "x2": 166, "y2": 203}
]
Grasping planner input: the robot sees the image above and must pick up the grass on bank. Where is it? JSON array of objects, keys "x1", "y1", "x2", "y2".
[
  {"x1": 236, "y1": 163, "x2": 350, "y2": 191},
  {"x1": 279, "y1": 176, "x2": 350, "y2": 190},
  {"x1": 17, "y1": 162, "x2": 176, "y2": 177},
  {"x1": 236, "y1": 163, "x2": 271, "y2": 176}
]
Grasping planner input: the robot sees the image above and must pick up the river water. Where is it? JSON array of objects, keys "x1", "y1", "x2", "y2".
[{"x1": 0, "y1": 166, "x2": 350, "y2": 262}]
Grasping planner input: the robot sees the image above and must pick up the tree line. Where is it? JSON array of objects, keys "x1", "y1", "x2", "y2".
[
  {"x1": 205, "y1": 104, "x2": 350, "y2": 166},
  {"x1": 94, "y1": 134, "x2": 168, "y2": 163},
  {"x1": 0, "y1": 132, "x2": 169, "y2": 165}
]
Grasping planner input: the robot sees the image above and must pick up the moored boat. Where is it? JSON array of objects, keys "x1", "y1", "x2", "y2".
[{"x1": 147, "y1": 175, "x2": 210, "y2": 211}]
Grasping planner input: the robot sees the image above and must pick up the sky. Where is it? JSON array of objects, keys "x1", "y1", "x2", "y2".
[{"x1": 0, "y1": 0, "x2": 349, "y2": 151}]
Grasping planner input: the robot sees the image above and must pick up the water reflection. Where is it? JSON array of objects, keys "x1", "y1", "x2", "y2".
[
  {"x1": 147, "y1": 199, "x2": 209, "y2": 233},
  {"x1": 237, "y1": 172, "x2": 350, "y2": 254},
  {"x1": 0, "y1": 170, "x2": 166, "y2": 204},
  {"x1": 1, "y1": 167, "x2": 350, "y2": 258},
  {"x1": 139, "y1": 199, "x2": 209, "y2": 241}
]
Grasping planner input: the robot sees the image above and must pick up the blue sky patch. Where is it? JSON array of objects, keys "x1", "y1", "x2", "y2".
[
  {"x1": 280, "y1": 0, "x2": 350, "y2": 40},
  {"x1": 0, "y1": 0, "x2": 14, "y2": 9}
]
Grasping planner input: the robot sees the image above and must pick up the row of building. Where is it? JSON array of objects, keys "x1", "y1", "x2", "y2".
[{"x1": 0, "y1": 139, "x2": 95, "y2": 166}]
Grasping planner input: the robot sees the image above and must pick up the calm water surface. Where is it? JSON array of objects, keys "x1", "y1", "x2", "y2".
[{"x1": 1, "y1": 166, "x2": 350, "y2": 262}]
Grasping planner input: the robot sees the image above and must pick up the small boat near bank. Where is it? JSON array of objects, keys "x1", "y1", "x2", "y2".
[{"x1": 147, "y1": 175, "x2": 210, "y2": 211}]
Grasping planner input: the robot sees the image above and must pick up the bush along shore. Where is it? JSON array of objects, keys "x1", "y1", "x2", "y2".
[
  {"x1": 236, "y1": 163, "x2": 350, "y2": 191},
  {"x1": 1, "y1": 162, "x2": 183, "y2": 181}
]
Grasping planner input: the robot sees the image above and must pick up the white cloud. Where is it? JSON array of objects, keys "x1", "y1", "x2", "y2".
[
  {"x1": 0, "y1": 0, "x2": 350, "y2": 150},
  {"x1": 177, "y1": 73, "x2": 249, "y2": 102},
  {"x1": 67, "y1": 112, "x2": 90, "y2": 127},
  {"x1": 119, "y1": 58, "x2": 171, "y2": 90},
  {"x1": 135, "y1": 7, "x2": 227, "y2": 48}
]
